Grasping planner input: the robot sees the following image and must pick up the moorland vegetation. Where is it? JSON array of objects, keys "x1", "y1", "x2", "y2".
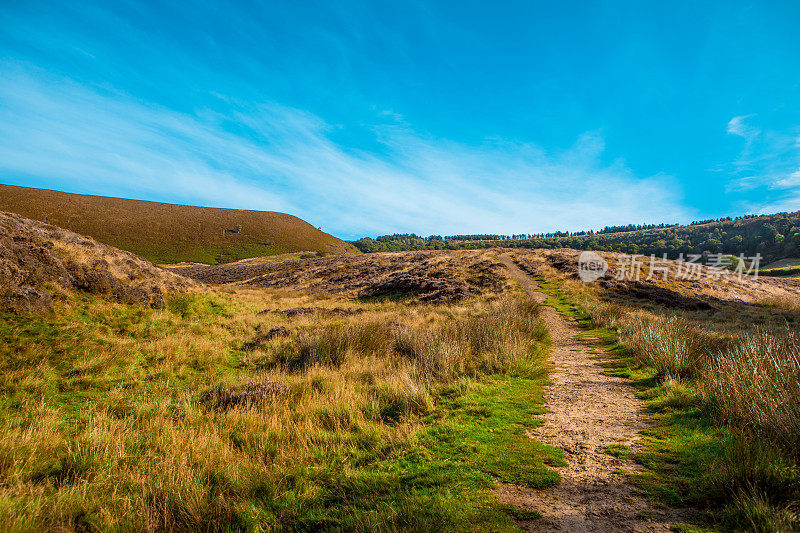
[
  {"x1": 0, "y1": 218, "x2": 558, "y2": 531},
  {"x1": 3, "y1": 206, "x2": 800, "y2": 531},
  {"x1": 0, "y1": 184, "x2": 357, "y2": 264},
  {"x1": 517, "y1": 249, "x2": 800, "y2": 531}
]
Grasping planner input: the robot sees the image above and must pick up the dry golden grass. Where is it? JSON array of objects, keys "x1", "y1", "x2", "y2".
[
  {"x1": 759, "y1": 293, "x2": 800, "y2": 312},
  {"x1": 0, "y1": 269, "x2": 551, "y2": 531}
]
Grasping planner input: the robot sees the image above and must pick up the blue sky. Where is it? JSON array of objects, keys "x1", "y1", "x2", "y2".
[{"x1": 1, "y1": 1, "x2": 799, "y2": 239}]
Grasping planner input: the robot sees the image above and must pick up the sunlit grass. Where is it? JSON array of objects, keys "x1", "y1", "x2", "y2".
[
  {"x1": 0, "y1": 287, "x2": 555, "y2": 531},
  {"x1": 523, "y1": 253, "x2": 800, "y2": 531}
]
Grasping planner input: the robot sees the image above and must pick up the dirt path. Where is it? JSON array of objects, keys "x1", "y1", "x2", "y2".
[{"x1": 495, "y1": 254, "x2": 681, "y2": 532}]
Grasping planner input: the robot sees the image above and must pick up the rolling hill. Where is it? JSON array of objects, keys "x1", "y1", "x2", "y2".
[{"x1": 0, "y1": 184, "x2": 358, "y2": 264}]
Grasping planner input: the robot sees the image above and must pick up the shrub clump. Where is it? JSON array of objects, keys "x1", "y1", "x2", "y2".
[
  {"x1": 201, "y1": 378, "x2": 289, "y2": 409},
  {"x1": 360, "y1": 271, "x2": 476, "y2": 303}
]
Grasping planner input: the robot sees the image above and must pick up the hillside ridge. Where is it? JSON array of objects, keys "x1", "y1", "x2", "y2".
[{"x1": 0, "y1": 184, "x2": 357, "y2": 264}]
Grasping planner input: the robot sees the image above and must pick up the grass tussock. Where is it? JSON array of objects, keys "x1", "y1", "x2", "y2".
[
  {"x1": 703, "y1": 326, "x2": 800, "y2": 449},
  {"x1": 265, "y1": 297, "x2": 547, "y2": 382},
  {"x1": 393, "y1": 298, "x2": 546, "y2": 382},
  {"x1": 0, "y1": 284, "x2": 553, "y2": 531},
  {"x1": 759, "y1": 293, "x2": 800, "y2": 312},
  {"x1": 617, "y1": 315, "x2": 714, "y2": 378}
]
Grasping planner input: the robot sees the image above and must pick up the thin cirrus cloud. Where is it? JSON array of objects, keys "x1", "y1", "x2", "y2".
[
  {"x1": 0, "y1": 64, "x2": 692, "y2": 239},
  {"x1": 726, "y1": 115, "x2": 759, "y2": 137},
  {"x1": 724, "y1": 114, "x2": 800, "y2": 214}
]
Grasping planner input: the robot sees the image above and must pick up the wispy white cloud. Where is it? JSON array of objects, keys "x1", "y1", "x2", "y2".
[
  {"x1": 724, "y1": 114, "x2": 800, "y2": 214},
  {"x1": 726, "y1": 114, "x2": 759, "y2": 137},
  {"x1": 775, "y1": 170, "x2": 800, "y2": 189},
  {"x1": 0, "y1": 63, "x2": 692, "y2": 238}
]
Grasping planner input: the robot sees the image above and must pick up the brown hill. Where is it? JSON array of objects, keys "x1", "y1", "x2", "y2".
[
  {"x1": 0, "y1": 184, "x2": 358, "y2": 264},
  {"x1": 0, "y1": 211, "x2": 190, "y2": 312}
]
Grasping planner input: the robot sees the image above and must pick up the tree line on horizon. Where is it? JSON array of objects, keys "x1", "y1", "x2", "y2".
[{"x1": 351, "y1": 212, "x2": 800, "y2": 263}]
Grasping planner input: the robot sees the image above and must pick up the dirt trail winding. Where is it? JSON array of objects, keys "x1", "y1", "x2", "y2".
[{"x1": 496, "y1": 254, "x2": 681, "y2": 532}]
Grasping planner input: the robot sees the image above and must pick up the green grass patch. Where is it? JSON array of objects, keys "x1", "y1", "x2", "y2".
[
  {"x1": 605, "y1": 444, "x2": 631, "y2": 459},
  {"x1": 315, "y1": 372, "x2": 564, "y2": 531},
  {"x1": 531, "y1": 275, "x2": 588, "y2": 322}
]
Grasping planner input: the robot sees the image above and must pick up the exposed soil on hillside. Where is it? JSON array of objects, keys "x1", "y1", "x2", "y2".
[
  {"x1": 495, "y1": 253, "x2": 684, "y2": 531},
  {"x1": 171, "y1": 250, "x2": 509, "y2": 303},
  {"x1": 0, "y1": 211, "x2": 190, "y2": 312}
]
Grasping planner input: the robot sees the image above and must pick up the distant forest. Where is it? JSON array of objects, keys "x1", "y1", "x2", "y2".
[{"x1": 351, "y1": 212, "x2": 800, "y2": 263}]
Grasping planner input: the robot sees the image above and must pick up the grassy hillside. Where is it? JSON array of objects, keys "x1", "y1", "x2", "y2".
[
  {"x1": 0, "y1": 246, "x2": 557, "y2": 530},
  {"x1": 0, "y1": 184, "x2": 358, "y2": 264},
  {"x1": 354, "y1": 212, "x2": 800, "y2": 264}
]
